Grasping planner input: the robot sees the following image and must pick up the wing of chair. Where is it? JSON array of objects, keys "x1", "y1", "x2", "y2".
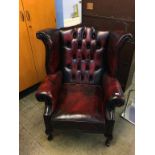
[{"x1": 35, "y1": 27, "x2": 132, "y2": 146}]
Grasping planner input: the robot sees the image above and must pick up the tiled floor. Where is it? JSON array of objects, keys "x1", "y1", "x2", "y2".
[{"x1": 19, "y1": 90, "x2": 135, "y2": 155}]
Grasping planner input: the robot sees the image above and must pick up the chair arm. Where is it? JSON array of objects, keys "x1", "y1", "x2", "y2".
[
  {"x1": 35, "y1": 71, "x2": 62, "y2": 104},
  {"x1": 36, "y1": 28, "x2": 57, "y2": 47},
  {"x1": 102, "y1": 74, "x2": 125, "y2": 109}
]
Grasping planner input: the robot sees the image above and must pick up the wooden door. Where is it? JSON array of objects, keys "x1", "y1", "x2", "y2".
[
  {"x1": 22, "y1": 0, "x2": 56, "y2": 81},
  {"x1": 19, "y1": 0, "x2": 39, "y2": 92}
]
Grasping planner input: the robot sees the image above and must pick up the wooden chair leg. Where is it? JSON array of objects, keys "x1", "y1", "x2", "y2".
[
  {"x1": 43, "y1": 104, "x2": 53, "y2": 141},
  {"x1": 104, "y1": 120, "x2": 115, "y2": 147},
  {"x1": 47, "y1": 133, "x2": 53, "y2": 141},
  {"x1": 44, "y1": 115, "x2": 53, "y2": 140},
  {"x1": 105, "y1": 135, "x2": 113, "y2": 147}
]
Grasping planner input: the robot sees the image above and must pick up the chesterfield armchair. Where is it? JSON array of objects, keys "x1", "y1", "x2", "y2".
[{"x1": 35, "y1": 26, "x2": 132, "y2": 146}]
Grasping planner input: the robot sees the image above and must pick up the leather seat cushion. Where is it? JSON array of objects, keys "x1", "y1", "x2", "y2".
[{"x1": 52, "y1": 83, "x2": 105, "y2": 124}]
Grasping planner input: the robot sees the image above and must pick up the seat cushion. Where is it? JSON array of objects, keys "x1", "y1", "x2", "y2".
[{"x1": 52, "y1": 83, "x2": 105, "y2": 124}]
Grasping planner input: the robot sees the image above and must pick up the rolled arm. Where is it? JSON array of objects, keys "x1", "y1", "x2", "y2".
[
  {"x1": 35, "y1": 71, "x2": 62, "y2": 103},
  {"x1": 102, "y1": 74, "x2": 125, "y2": 109}
]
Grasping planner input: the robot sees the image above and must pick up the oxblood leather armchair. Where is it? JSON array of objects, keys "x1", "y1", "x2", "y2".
[{"x1": 35, "y1": 26, "x2": 132, "y2": 146}]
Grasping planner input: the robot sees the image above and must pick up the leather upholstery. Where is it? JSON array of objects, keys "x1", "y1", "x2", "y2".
[
  {"x1": 106, "y1": 32, "x2": 133, "y2": 77},
  {"x1": 53, "y1": 84, "x2": 105, "y2": 122},
  {"x1": 61, "y1": 27, "x2": 109, "y2": 84},
  {"x1": 102, "y1": 74, "x2": 124, "y2": 108},
  {"x1": 36, "y1": 71, "x2": 62, "y2": 103},
  {"x1": 36, "y1": 29, "x2": 61, "y2": 74},
  {"x1": 35, "y1": 26, "x2": 132, "y2": 133}
]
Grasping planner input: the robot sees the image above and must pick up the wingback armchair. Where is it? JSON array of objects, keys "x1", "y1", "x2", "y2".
[{"x1": 35, "y1": 26, "x2": 132, "y2": 146}]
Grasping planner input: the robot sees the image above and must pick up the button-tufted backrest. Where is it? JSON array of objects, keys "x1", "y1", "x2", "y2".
[{"x1": 60, "y1": 27, "x2": 109, "y2": 84}]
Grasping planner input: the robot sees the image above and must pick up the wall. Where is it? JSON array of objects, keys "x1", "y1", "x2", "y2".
[
  {"x1": 82, "y1": 0, "x2": 135, "y2": 90},
  {"x1": 82, "y1": 0, "x2": 134, "y2": 35}
]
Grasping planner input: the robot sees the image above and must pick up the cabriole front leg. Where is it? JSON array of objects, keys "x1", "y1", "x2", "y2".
[
  {"x1": 104, "y1": 108, "x2": 115, "y2": 147},
  {"x1": 44, "y1": 103, "x2": 53, "y2": 141}
]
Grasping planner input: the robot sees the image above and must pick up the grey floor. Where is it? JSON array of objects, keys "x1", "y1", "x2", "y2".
[{"x1": 19, "y1": 91, "x2": 135, "y2": 155}]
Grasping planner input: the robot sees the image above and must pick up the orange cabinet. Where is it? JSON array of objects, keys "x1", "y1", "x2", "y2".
[{"x1": 19, "y1": 0, "x2": 56, "y2": 92}]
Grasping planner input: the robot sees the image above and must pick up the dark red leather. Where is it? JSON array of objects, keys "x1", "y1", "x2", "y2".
[
  {"x1": 61, "y1": 27, "x2": 109, "y2": 84},
  {"x1": 102, "y1": 74, "x2": 124, "y2": 107},
  {"x1": 106, "y1": 32, "x2": 133, "y2": 77},
  {"x1": 35, "y1": 26, "x2": 131, "y2": 132},
  {"x1": 52, "y1": 84, "x2": 105, "y2": 123},
  {"x1": 36, "y1": 29, "x2": 61, "y2": 74},
  {"x1": 35, "y1": 72, "x2": 62, "y2": 103}
]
